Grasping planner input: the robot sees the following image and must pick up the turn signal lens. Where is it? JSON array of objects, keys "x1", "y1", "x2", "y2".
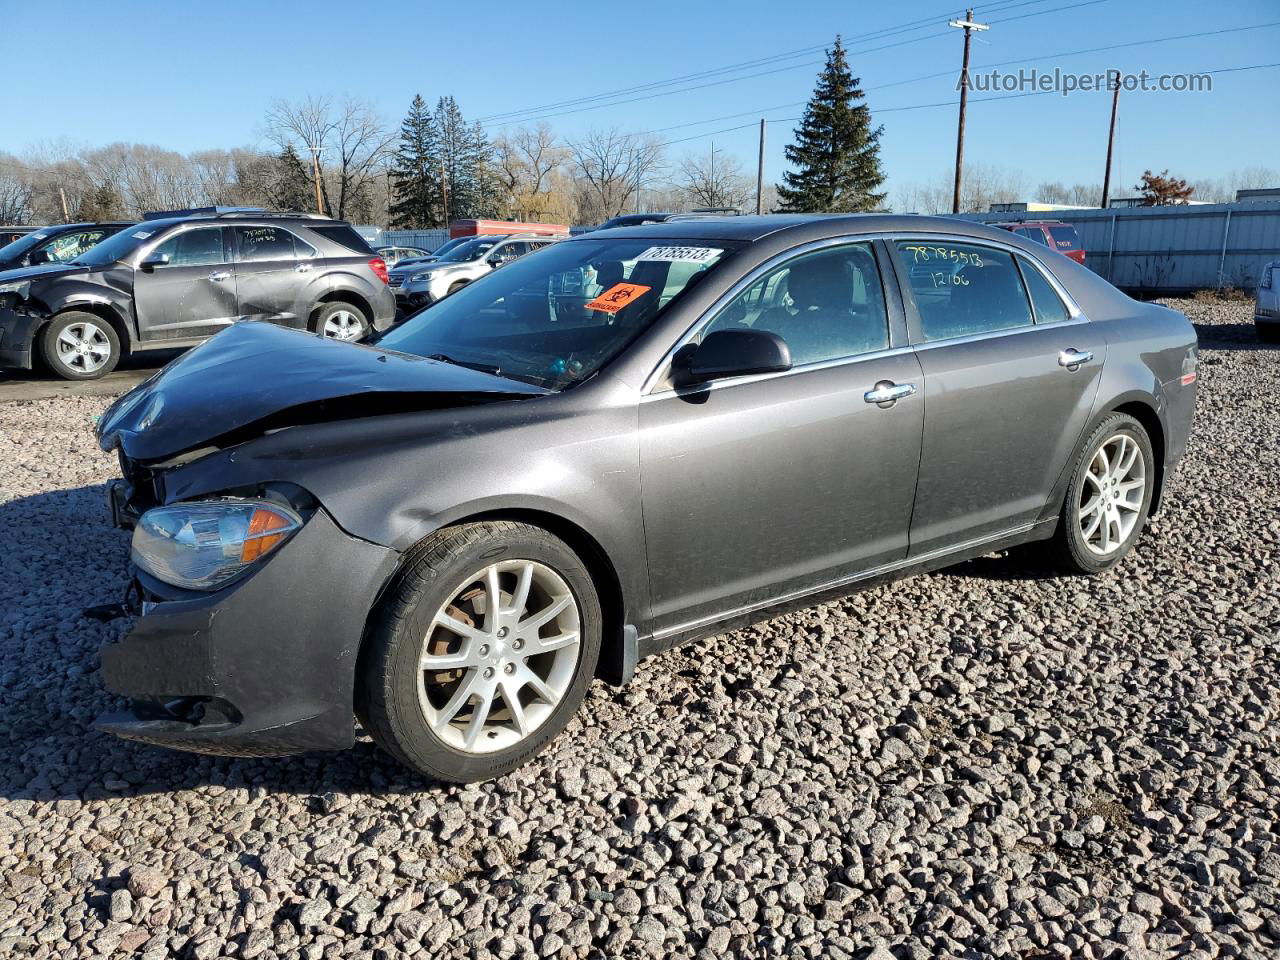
[{"x1": 131, "y1": 499, "x2": 304, "y2": 591}]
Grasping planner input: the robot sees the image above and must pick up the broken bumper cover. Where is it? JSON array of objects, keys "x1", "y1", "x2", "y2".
[
  {"x1": 0, "y1": 306, "x2": 38, "y2": 370},
  {"x1": 96, "y1": 507, "x2": 399, "y2": 757}
]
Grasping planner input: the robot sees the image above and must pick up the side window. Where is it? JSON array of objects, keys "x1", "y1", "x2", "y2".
[
  {"x1": 42, "y1": 229, "x2": 109, "y2": 263},
  {"x1": 1018, "y1": 257, "x2": 1070, "y2": 324},
  {"x1": 150, "y1": 227, "x2": 228, "y2": 267},
  {"x1": 1016, "y1": 227, "x2": 1049, "y2": 246},
  {"x1": 704, "y1": 243, "x2": 889, "y2": 366},
  {"x1": 895, "y1": 241, "x2": 1033, "y2": 342},
  {"x1": 235, "y1": 226, "x2": 300, "y2": 262}
]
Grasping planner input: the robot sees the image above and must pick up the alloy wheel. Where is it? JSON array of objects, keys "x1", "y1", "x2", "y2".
[
  {"x1": 418, "y1": 560, "x2": 581, "y2": 754},
  {"x1": 1078, "y1": 433, "x2": 1146, "y2": 556},
  {"x1": 55, "y1": 321, "x2": 112, "y2": 374},
  {"x1": 321, "y1": 309, "x2": 364, "y2": 341}
]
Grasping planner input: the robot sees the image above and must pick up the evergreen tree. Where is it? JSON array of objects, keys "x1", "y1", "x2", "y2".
[
  {"x1": 389, "y1": 94, "x2": 443, "y2": 228},
  {"x1": 269, "y1": 144, "x2": 315, "y2": 213},
  {"x1": 435, "y1": 96, "x2": 473, "y2": 220},
  {"x1": 776, "y1": 37, "x2": 885, "y2": 213},
  {"x1": 77, "y1": 183, "x2": 122, "y2": 221}
]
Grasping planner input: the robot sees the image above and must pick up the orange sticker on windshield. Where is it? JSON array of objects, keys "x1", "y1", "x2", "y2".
[{"x1": 586, "y1": 282, "x2": 651, "y2": 314}]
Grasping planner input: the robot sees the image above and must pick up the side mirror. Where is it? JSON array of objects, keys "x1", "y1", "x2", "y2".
[
  {"x1": 27, "y1": 249, "x2": 51, "y2": 266},
  {"x1": 140, "y1": 253, "x2": 170, "y2": 271},
  {"x1": 675, "y1": 328, "x2": 792, "y2": 384}
]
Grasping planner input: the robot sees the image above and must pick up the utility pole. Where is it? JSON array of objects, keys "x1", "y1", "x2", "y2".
[
  {"x1": 308, "y1": 146, "x2": 325, "y2": 216},
  {"x1": 1100, "y1": 69, "x2": 1121, "y2": 209},
  {"x1": 756, "y1": 118, "x2": 766, "y2": 215},
  {"x1": 949, "y1": 9, "x2": 989, "y2": 214},
  {"x1": 58, "y1": 187, "x2": 70, "y2": 221}
]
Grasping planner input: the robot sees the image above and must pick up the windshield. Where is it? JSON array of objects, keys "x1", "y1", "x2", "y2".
[
  {"x1": 71, "y1": 225, "x2": 159, "y2": 267},
  {"x1": 377, "y1": 237, "x2": 735, "y2": 390},
  {"x1": 437, "y1": 238, "x2": 503, "y2": 262},
  {"x1": 0, "y1": 229, "x2": 56, "y2": 262}
]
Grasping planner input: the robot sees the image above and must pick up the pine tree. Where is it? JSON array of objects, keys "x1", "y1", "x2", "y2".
[
  {"x1": 435, "y1": 96, "x2": 473, "y2": 220},
  {"x1": 77, "y1": 183, "x2": 122, "y2": 221},
  {"x1": 776, "y1": 37, "x2": 886, "y2": 213},
  {"x1": 269, "y1": 144, "x2": 315, "y2": 213},
  {"x1": 389, "y1": 95, "x2": 443, "y2": 228}
]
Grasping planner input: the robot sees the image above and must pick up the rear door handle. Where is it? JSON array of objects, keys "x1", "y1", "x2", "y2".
[
  {"x1": 1058, "y1": 348, "x2": 1093, "y2": 369},
  {"x1": 208, "y1": 270, "x2": 231, "y2": 282},
  {"x1": 864, "y1": 380, "x2": 917, "y2": 406}
]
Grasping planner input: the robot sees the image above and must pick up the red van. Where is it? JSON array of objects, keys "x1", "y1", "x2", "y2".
[{"x1": 997, "y1": 220, "x2": 1085, "y2": 265}]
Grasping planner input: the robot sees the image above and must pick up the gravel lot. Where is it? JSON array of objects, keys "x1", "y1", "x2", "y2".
[{"x1": 1, "y1": 298, "x2": 1276, "y2": 959}]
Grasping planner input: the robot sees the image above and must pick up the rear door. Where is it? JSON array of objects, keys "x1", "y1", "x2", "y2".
[
  {"x1": 232, "y1": 225, "x2": 314, "y2": 327},
  {"x1": 132, "y1": 225, "x2": 238, "y2": 342},
  {"x1": 889, "y1": 238, "x2": 1106, "y2": 556}
]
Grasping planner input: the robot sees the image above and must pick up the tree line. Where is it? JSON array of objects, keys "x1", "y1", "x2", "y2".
[{"x1": 2, "y1": 39, "x2": 1272, "y2": 229}]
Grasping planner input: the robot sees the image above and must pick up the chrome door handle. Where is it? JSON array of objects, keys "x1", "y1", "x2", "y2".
[
  {"x1": 295, "y1": 262, "x2": 312, "y2": 273},
  {"x1": 864, "y1": 381, "x2": 917, "y2": 406},
  {"x1": 208, "y1": 270, "x2": 231, "y2": 282},
  {"x1": 1058, "y1": 348, "x2": 1093, "y2": 369}
]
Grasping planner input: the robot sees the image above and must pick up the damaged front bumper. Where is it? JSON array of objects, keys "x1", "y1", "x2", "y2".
[
  {"x1": 0, "y1": 304, "x2": 40, "y2": 370},
  {"x1": 96, "y1": 499, "x2": 399, "y2": 757}
]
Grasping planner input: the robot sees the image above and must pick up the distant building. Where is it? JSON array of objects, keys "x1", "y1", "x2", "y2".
[
  {"x1": 988, "y1": 201, "x2": 1098, "y2": 213},
  {"x1": 1236, "y1": 187, "x2": 1280, "y2": 202},
  {"x1": 1107, "y1": 197, "x2": 1212, "y2": 208}
]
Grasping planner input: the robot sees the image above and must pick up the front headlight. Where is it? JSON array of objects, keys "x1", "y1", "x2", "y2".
[
  {"x1": 410, "y1": 272, "x2": 434, "y2": 282},
  {"x1": 131, "y1": 499, "x2": 303, "y2": 591},
  {"x1": 0, "y1": 280, "x2": 30, "y2": 301}
]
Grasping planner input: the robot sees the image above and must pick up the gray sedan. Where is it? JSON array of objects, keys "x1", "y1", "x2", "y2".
[{"x1": 95, "y1": 214, "x2": 1197, "y2": 783}]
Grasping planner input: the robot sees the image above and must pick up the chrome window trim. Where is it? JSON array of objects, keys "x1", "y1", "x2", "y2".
[
  {"x1": 650, "y1": 520, "x2": 1040, "y2": 642},
  {"x1": 641, "y1": 235, "x2": 895, "y2": 396}
]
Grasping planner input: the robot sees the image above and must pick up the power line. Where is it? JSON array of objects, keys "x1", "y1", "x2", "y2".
[
  {"x1": 482, "y1": 0, "x2": 1100, "y2": 127},
  {"x1": 634, "y1": 19, "x2": 1280, "y2": 142},
  {"x1": 477, "y1": 0, "x2": 1053, "y2": 123}
]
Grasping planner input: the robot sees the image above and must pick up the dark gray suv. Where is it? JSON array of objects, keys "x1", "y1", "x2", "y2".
[{"x1": 0, "y1": 209, "x2": 395, "y2": 379}]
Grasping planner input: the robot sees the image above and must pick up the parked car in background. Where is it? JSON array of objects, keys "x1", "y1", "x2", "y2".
[
  {"x1": 995, "y1": 220, "x2": 1085, "y2": 265},
  {"x1": 0, "y1": 221, "x2": 133, "y2": 272},
  {"x1": 93, "y1": 214, "x2": 1196, "y2": 782},
  {"x1": 0, "y1": 226, "x2": 36, "y2": 247},
  {"x1": 391, "y1": 233, "x2": 559, "y2": 311},
  {"x1": 1256, "y1": 260, "x2": 1279, "y2": 343},
  {"x1": 0, "y1": 209, "x2": 394, "y2": 380},
  {"x1": 376, "y1": 245, "x2": 431, "y2": 267},
  {"x1": 597, "y1": 213, "x2": 679, "y2": 230}
]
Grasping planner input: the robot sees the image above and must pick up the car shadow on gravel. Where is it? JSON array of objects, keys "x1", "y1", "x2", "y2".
[
  {"x1": 1191, "y1": 321, "x2": 1276, "y2": 350},
  {"x1": 0, "y1": 484, "x2": 445, "y2": 802}
]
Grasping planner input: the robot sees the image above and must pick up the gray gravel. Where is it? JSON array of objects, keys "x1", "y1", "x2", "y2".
[{"x1": 1, "y1": 298, "x2": 1277, "y2": 959}]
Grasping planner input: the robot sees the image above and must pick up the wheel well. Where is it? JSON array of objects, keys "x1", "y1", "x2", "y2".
[
  {"x1": 1110, "y1": 400, "x2": 1167, "y2": 512},
  {"x1": 311, "y1": 291, "x2": 373, "y2": 330},
  {"x1": 362, "y1": 509, "x2": 628, "y2": 686},
  {"x1": 43, "y1": 303, "x2": 132, "y2": 353}
]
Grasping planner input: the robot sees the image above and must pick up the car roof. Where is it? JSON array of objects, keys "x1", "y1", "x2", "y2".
[{"x1": 573, "y1": 213, "x2": 1024, "y2": 245}]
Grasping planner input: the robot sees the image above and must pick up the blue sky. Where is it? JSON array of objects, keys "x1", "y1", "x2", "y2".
[{"x1": 2, "y1": 0, "x2": 1275, "y2": 201}]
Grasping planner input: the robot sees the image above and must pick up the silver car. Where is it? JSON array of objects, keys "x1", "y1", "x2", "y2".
[
  {"x1": 1256, "y1": 260, "x2": 1279, "y2": 343},
  {"x1": 95, "y1": 214, "x2": 1197, "y2": 783},
  {"x1": 392, "y1": 234, "x2": 559, "y2": 311}
]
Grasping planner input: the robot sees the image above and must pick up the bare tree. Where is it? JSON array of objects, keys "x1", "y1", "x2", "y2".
[
  {"x1": 0, "y1": 155, "x2": 34, "y2": 223},
  {"x1": 493, "y1": 123, "x2": 569, "y2": 220},
  {"x1": 266, "y1": 96, "x2": 394, "y2": 219},
  {"x1": 676, "y1": 144, "x2": 752, "y2": 211},
  {"x1": 568, "y1": 128, "x2": 664, "y2": 224}
]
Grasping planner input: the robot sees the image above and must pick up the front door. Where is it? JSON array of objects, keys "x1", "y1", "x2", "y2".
[
  {"x1": 231, "y1": 225, "x2": 311, "y2": 326},
  {"x1": 133, "y1": 226, "x2": 237, "y2": 342},
  {"x1": 889, "y1": 238, "x2": 1106, "y2": 555},
  {"x1": 639, "y1": 242, "x2": 924, "y2": 639}
]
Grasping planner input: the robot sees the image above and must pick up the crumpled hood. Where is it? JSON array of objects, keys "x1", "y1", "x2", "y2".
[
  {"x1": 0, "y1": 261, "x2": 91, "y2": 284},
  {"x1": 96, "y1": 321, "x2": 547, "y2": 462}
]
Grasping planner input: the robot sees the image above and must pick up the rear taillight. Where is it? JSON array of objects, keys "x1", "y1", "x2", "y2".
[{"x1": 369, "y1": 257, "x2": 389, "y2": 284}]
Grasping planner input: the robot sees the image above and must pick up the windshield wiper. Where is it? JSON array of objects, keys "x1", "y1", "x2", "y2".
[{"x1": 426, "y1": 353, "x2": 504, "y2": 376}]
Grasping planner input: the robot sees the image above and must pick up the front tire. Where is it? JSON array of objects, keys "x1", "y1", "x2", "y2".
[
  {"x1": 313, "y1": 302, "x2": 369, "y2": 341},
  {"x1": 40, "y1": 311, "x2": 121, "y2": 380},
  {"x1": 1047, "y1": 413, "x2": 1155, "y2": 574},
  {"x1": 357, "y1": 521, "x2": 601, "y2": 783}
]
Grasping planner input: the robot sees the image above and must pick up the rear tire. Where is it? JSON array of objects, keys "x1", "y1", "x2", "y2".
[
  {"x1": 357, "y1": 521, "x2": 601, "y2": 783},
  {"x1": 312, "y1": 301, "x2": 369, "y2": 341},
  {"x1": 1046, "y1": 413, "x2": 1155, "y2": 574},
  {"x1": 40, "y1": 311, "x2": 121, "y2": 381}
]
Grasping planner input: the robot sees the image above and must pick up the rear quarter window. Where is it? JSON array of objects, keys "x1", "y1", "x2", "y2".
[{"x1": 310, "y1": 225, "x2": 374, "y2": 255}]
